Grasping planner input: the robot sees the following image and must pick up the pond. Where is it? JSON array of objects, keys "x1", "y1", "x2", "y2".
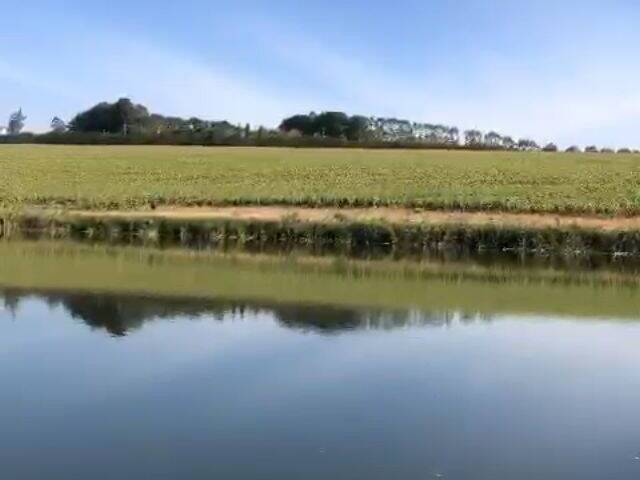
[{"x1": 2, "y1": 241, "x2": 640, "y2": 479}]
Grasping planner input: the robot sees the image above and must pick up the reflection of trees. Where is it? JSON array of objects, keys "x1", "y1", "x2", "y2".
[
  {"x1": 274, "y1": 305, "x2": 363, "y2": 332},
  {"x1": 43, "y1": 293, "x2": 230, "y2": 337},
  {"x1": 0, "y1": 289, "x2": 491, "y2": 337},
  {"x1": 0, "y1": 292, "x2": 21, "y2": 317},
  {"x1": 2, "y1": 291, "x2": 21, "y2": 317}
]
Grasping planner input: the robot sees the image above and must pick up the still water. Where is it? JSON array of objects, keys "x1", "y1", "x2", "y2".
[{"x1": 2, "y1": 242, "x2": 640, "y2": 479}]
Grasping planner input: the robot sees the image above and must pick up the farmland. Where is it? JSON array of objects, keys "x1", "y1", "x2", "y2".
[{"x1": 1, "y1": 144, "x2": 640, "y2": 215}]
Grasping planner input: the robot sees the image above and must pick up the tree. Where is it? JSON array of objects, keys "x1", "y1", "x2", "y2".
[
  {"x1": 279, "y1": 114, "x2": 315, "y2": 136},
  {"x1": 565, "y1": 145, "x2": 581, "y2": 153},
  {"x1": 50, "y1": 116, "x2": 67, "y2": 133},
  {"x1": 447, "y1": 127, "x2": 460, "y2": 144},
  {"x1": 345, "y1": 115, "x2": 370, "y2": 141},
  {"x1": 485, "y1": 131, "x2": 502, "y2": 147},
  {"x1": 585, "y1": 145, "x2": 598, "y2": 153},
  {"x1": 69, "y1": 98, "x2": 150, "y2": 133},
  {"x1": 517, "y1": 138, "x2": 539, "y2": 151},
  {"x1": 542, "y1": 143, "x2": 558, "y2": 152},
  {"x1": 208, "y1": 121, "x2": 241, "y2": 142},
  {"x1": 8, "y1": 108, "x2": 26, "y2": 135},
  {"x1": 280, "y1": 111, "x2": 360, "y2": 139},
  {"x1": 432, "y1": 125, "x2": 449, "y2": 143},
  {"x1": 502, "y1": 136, "x2": 515, "y2": 150},
  {"x1": 464, "y1": 129, "x2": 483, "y2": 146},
  {"x1": 617, "y1": 148, "x2": 632, "y2": 154},
  {"x1": 600, "y1": 147, "x2": 614, "y2": 154},
  {"x1": 313, "y1": 112, "x2": 350, "y2": 138}
]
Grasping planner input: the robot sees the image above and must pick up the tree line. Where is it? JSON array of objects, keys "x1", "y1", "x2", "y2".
[{"x1": 2, "y1": 99, "x2": 638, "y2": 153}]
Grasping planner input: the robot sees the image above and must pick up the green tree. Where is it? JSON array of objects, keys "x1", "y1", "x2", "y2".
[
  {"x1": 485, "y1": 131, "x2": 502, "y2": 147},
  {"x1": 50, "y1": 116, "x2": 67, "y2": 133},
  {"x1": 345, "y1": 115, "x2": 370, "y2": 141},
  {"x1": 8, "y1": 108, "x2": 26, "y2": 135},
  {"x1": 502, "y1": 136, "x2": 515, "y2": 149},
  {"x1": 518, "y1": 138, "x2": 539, "y2": 151},
  {"x1": 313, "y1": 112, "x2": 350, "y2": 138},
  {"x1": 464, "y1": 129, "x2": 483, "y2": 146},
  {"x1": 69, "y1": 98, "x2": 150, "y2": 133},
  {"x1": 279, "y1": 114, "x2": 315, "y2": 135}
]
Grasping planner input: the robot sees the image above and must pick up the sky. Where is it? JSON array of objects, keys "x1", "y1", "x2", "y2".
[{"x1": 2, "y1": 0, "x2": 640, "y2": 147}]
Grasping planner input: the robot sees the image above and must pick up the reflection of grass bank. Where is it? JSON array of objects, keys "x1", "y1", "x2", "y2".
[
  {"x1": 4, "y1": 210, "x2": 640, "y2": 256},
  {"x1": 1, "y1": 240, "x2": 639, "y2": 320}
]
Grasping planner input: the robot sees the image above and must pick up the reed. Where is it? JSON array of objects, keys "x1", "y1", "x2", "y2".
[{"x1": 3, "y1": 212, "x2": 640, "y2": 257}]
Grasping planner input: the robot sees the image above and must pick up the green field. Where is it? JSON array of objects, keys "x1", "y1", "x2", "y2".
[{"x1": 2, "y1": 144, "x2": 640, "y2": 214}]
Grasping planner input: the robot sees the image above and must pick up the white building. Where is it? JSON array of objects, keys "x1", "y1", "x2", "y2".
[{"x1": 0, "y1": 126, "x2": 7, "y2": 135}]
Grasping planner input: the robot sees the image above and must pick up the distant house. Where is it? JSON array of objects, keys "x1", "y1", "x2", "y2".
[{"x1": 0, "y1": 126, "x2": 7, "y2": 136}]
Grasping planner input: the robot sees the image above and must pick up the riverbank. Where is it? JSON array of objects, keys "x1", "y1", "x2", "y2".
[
  {"x1": 3, "y1": 205, "x2": 640, "y2": 256},
  {"x1": 4, "y1": 145, "x2": 640, "y2": 255},
  {"x1": 38, "y1": 205, "x2": 640, "y2": 231}
]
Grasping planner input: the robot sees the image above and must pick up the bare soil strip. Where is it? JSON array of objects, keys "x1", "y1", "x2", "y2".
[{"x1": 37, "y1": 206, "x2": 640, "y2": 232}]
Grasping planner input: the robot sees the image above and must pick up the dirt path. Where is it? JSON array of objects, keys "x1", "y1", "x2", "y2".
[{"x1": 35, "y1": 205, "x2": 640, "y2": 232}]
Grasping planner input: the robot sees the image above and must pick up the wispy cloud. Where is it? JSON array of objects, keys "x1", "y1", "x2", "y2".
[
  {"x1": 0, "y1": 60, "x2": 76, "y2": 98},
  {"x1": 91, "y1": 35, "x2": 315, "y2": 127},
  {"x1": 1, "y1": 25, "x2": 318, "y2": 130},
  {"x1": 239, "y1": 13, "x2": 640, "y2": 147}
]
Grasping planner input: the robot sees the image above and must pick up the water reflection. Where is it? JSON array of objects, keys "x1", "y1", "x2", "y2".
[
  {"x1": 1, "y1": 288, "x2": 490, "y2": 337},
  {"x1": 3, "y1": 287, "x2": 640, "y2": 479}
]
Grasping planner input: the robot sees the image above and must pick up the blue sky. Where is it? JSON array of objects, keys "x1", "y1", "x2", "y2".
[{"x1": 2, "y1": 0, "x2": 640, "y2": 147}]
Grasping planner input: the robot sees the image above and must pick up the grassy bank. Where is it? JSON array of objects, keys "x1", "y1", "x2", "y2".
[
  {"x1": 4, "y1": 211, "x2": 640, "y2": 256},
  {"x1": 3, "y1": 145, "x2": 640, "y2": 214}
]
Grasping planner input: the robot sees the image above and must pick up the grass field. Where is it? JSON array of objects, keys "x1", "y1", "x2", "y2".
[{"x1": 2, "y1": 144, "x2": 640, "y2": 215}]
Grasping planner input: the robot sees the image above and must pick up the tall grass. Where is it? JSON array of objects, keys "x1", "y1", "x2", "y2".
[{"x1": 4, "y1": 213, "x2": 640, "y2": 256}]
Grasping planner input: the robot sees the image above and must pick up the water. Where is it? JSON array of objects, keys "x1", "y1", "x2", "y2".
[{"x1": 2, "y1": 242, "x2": 640, "y2": 479}]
